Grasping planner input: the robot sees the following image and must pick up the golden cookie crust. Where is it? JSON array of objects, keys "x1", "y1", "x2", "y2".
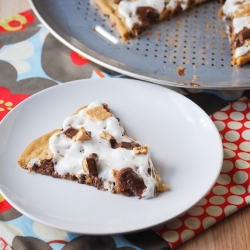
[
  {"x1": 18, "y1": 129, "x2": 60, "y2": 169},
  {"x1": 233, "y1": 51, "x2": 250, "y2": 66},
  {"x1": 18, "y1": 106, "x2": 88, "y2": 169},
  {"x1": 94, "y1": 0, "x2": 133, "y2": 40}
]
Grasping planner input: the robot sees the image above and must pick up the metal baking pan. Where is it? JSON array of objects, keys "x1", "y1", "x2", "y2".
[{"x1": 29, "y1": 0, "x2": 250, "y2": 89}]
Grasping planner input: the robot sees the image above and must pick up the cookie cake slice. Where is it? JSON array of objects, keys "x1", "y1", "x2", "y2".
[
  {"x1": 18, "y1": 101, "x2": 167, "y2": 199},
  {"x1": 94, "y1": 0, "x2": 210, "y2": 41}
]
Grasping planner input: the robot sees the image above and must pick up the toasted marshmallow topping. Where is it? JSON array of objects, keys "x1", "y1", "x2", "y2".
[
  {"x1": 117, "y1": 0, "x2": 191, "y2": 29},
  {"x1": 222, "y1": 0, "x2": 250, "y2": 18},
  {"x1": 40, "y1": 101, "x2": 156, "y2": 199},
  {"x1": 233, "y1": 16, "x2": 250, "y2": 58}
]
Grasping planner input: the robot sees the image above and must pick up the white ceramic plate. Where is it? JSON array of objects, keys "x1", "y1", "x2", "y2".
[{"x1": 0, "y1": 78, "x2": 223, "y2": 235}]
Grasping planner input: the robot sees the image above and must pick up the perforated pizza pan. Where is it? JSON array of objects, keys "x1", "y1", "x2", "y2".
[{"x1": 29, "y1": 0, "x2": 250, "y2": 89}]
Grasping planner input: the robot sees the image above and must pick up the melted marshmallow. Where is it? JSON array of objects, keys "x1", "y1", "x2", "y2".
[
  {"x1": 222, "y1": 0, "x2": 250, "y2": 18},
  {"x1": 166, "y1": 0, "x2": 189, "y2": 11},
  {"x1": 233, "y1": 16, "x2": 250, "y2": 58},
  {"x1": 118, "y1": 0, "x2": 165, "y2": 29},
  {"x1": 233, "y1": 16, "x2": 250, "y2": 34},
  {"x1": 117, "y1": 0, "x2": 203, "y2": 29},
  {"x1": 48, "y1": 101, "x2": 156, "y2": 199}
]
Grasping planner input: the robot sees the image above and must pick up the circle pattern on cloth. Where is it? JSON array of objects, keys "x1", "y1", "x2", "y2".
[
  {"x1": 196, "y1": 198, "x2": 207, "y2": 206},
  {"x1": 244, "y1": 121, "x2": 250, "y2": 128},
  {"x1": 228, "y1": 121, "x2": 242, "y2": 130},
  {"x1": 233, "y1": 171, "x2": 248, "y2": 184},
  {"x1": 238, "y1": 152, "x2": 250, "y2": 160},
  {"x1": 246, "y1": 112, "x2": 250, "y2": 120},
  {"x1": 223, "y1": 142, "x2": 237, "y2": 150},
  {"x1": 230, "y1": 112, "x2": 244, "y2": 121},
  {"x1": 202, "y1": 217, "x2": 217, "y2": 229},
  {"x1": 180, "y1": 230, "x2": 195, "y2": 242},
  {"x1": 223, "y1": 149, "x2": 236, "y2": 159},
  {"x1": 232, "y1": 101, "x2": 247, "y2": 111},
  {"x1": 225, "y1": 131, "x2": 240, "y2": 142},
  {"x1": 217, "y1": 174, "x2": 231, "y2": 185},
  {"x1": 212, "y1": 185, "x2": 229, "y2": 195},
  {"x1": 227, "y1": 195, "x2": 244, "y2": 205},
  {"x1": 206, "y1": 206, "x2": 223, "y2": 217},
  {"x1": 187, "y1": 207, "x2": 204, "y2": 216},
  {"x1": 162, "y1": 230, "x2": 179, "y2": 243},
  {"x1": 209, "y1": 196, "x2": 225, "y2": 205},
  {"x1": 239, "y1": 142, "x2": 250, "y2": 152},
  {"x1": 214, "y1": 111, "x2": 228, "y2": 120},
  {"x1": 221, "y1": 160, "x2": 234, "y2": 173},
  {"x1": 214, "y1": 121, "x2": 226, "y2": 131},
  {"x1": 184, "y1": 217, "x2": 201, "y2": 230},
  {"x1": 224, "y1": 205, "x2": 238, "y2": 216},
  {"x1": 230, "y1": 185, "x2": 246, "y2": 195},
  {"x1": 245, "y1": 196, "x2": 250, "y2": 204},
  {"x1": 242, "y1": 130, "x2": 250, "y2": 140},
  {"x1": 235, "y1": 159, "x2": 250, "y2": 169}
]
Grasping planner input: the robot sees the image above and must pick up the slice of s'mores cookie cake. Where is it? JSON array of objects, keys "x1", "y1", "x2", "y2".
[{"x1": 18, "y1": 101, "x2": 168, "y2": 199}]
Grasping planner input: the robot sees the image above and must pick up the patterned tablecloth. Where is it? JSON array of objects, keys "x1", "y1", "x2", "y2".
[{"x1": 1, "y1": 10, "x2": 250, "y2": 250}]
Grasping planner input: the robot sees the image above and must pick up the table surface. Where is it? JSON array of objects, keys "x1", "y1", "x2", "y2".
[{"x1": 0, "y1": 1, "x2": 250, "y2": 249}]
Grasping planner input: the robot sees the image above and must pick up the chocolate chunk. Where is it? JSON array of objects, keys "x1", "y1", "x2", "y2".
[
  {"x1": 115, "y1": 167, "x2": 146, "y2": 197},
  {"x1": 86, "y1": 153, "x2": 98, "y2": 177},
  {"x1": 32, "y1": 159, "x2": 54, "y2": 176},
  {"x1": 136, "y1": 7, "x2": 159, "y2": 23},
  {"x1": 232, "y1": 27, "x2": 250, "y2": 49},
  {"x1": 131, "y1": 7, "x2": 159, "y2": 37},
  {"x1": 110, "y1": 138, "x2": 117, "y2": 148},
  {"x1": 64, "y1": 127, "x2": 78, "y2": 138},
  {"x1": 92, "y1": 177, "x2": 103, "y2": 190},
  {"x1": 78, "y1": 175, "x2": 86, "y2": 184},
  {"x1": 100, "y1": 131, "x2": 117, "y2": 148},
  {"x1": 31, "y1": 163, "x2": 39, "y2": 172},
  {"x1": 102, "y1": 103, "x2": 110, "y2": 112},
  {"x1": 115, "y1": 141, "x2": 140, "y2": 150}
]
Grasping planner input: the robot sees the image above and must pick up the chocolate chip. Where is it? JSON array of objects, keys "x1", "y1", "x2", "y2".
[
  {"x1": 31, "y1": 163, "x2": 39, "y2": 172},
  {"x1": 110, "y1": 138, "x2": 117, "y2": 148},
  {"x1": 115, "y1": 141, "x2": 140, "y2": 150},
  {"x1": 78, "y1": 175, "x2": 86, "y2": 184},
  {"x1": 136, "y1": 6, "x2": 159, "y2": 23},
  {"x1": 232, "y1": 27, "x2": 250, "y2": 49},
  {"x1": 92, "y1": 177, "x2": 103, "y2": 190},
  {"x1": 86, "y1": 153, "x2": 98, "y2": 177},
  {"x1": 64, "y1": 127, "x2": 78, "y2": 138},
  {"x1": 102, "y1": 103, "x2": 110, "y2": 112},
  {"x1": 115, "y1": 167, "x2": 146, "y2": 197},
  {"x1": 34, "y1": 159, "x2": 54, "y2": 176}
]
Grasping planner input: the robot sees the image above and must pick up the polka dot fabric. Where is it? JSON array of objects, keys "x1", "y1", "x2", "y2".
[{"x1": 154, "y1": 97, "x2": 250, "y2": 248}]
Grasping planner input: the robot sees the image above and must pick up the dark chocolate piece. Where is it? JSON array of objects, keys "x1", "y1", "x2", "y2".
[
  {"x1": 115, "y1": 167, "x2": 146, "y2": 197},
  {"x1": 32, "y1": 159, "x2": 54, "y2": 176},
  {"x1": 64, "y1": 127, "x2": 78, "y2": 139},
  {"x1": 115, "y1": 141, "x2": 140, "y2": 150},
  {"x1": 232, "y1": 27, "x2": 250, "y2": 49},
  {"x1": 86, "y1": 153, "x2": 98, "y2": 177}
]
